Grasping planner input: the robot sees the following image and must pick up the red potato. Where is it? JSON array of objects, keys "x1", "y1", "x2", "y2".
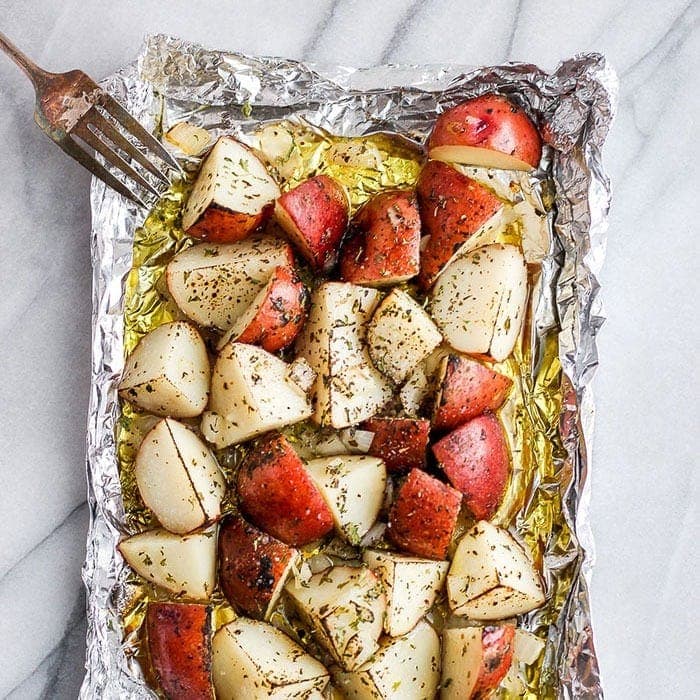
[
  {"x1": 339, "y1": 189, "x2": 421, "y2": 286},
  {"x1": 387, "y1": 468, "x2": 462, "y2": 560},
  {"x1": 274, "y1": 175, "x2": 349, "y2": 271},
  {"x1": 474, "y1": 625, "x2": 516, "y2": 699},
  {"x1": 146, "y1": 602, "x2": 213, "y2": 700},
  {"x1": 217, "y1": 266, "x2": 309, "y2": 353},
  {"x1": 432, "y1": 414, "x2": 510, "y2": 521},
  {"x1": 218, "y1": 514, "x2": 298, "y2": 620},
  {"x1": 237, "y1": 432, "x2": 334, "y2": 546},
  {"x1": 181, "y1": 137, "x2": 280, "y2": 242},
  {"x1": 360, "y1": 417, "x2": 430, "y2": 473},
  {"x1": 432, "y1": 354, "x2": 513, "y2": 431},
  {"x1": 428, "y1": 94, "x2": 542, "y2": 171},
  {"x1": 416, "y1": 161, "x2": 503, "y2": 288}
]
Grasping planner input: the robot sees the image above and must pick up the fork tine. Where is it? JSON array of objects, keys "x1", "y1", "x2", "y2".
[
  {"x1": 73, "y1": 121, "x2": 160, "y2": 198},
  {"x1": 87, "y1": 109, "x2": 170, "y2": 185},
  {"x1": 58, "y1": 136, "x2": 147, "y2": 207},
  {"x1": 98, "y1": 94, "x2": 182, "y2": 173}
]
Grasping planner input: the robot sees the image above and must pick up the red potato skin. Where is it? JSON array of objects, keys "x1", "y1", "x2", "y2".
[
  {"x1": 416, "y1": 161, "x2": 503, "y2": 288},
  {"x1": 218, "y1": 514, "x2": 298, "y2": 619},
  {"x1": 473, "y1": 625, "x2": 516, "y2": 700},
  {"x1": 275, "y1": 175, "x2": 349, "y2": 271},
  {"x1": 234, "y1": 266, "x2": 310, "y2": 352},
  {"x1": 432, "y1": 414, "x2": 510, "y2": 521},
  {"x1": 237, "y1": 432, "x2": 334, "y2": 545},
  {"x1": 146, "y1": 602, "x2": 213, "y2": 700},
  {"x1": 360, "y1": 417, "x2": 430, "y2": 474},
  {"x1": 432, "y1": 354, "x2": 513, "y2": 431},
  {"x1": 428, "y1": 94, "x2": 542, "y2": 169},
  {"x1": 185, "y1": 203, "x2": 274, "y2": 243},
  {"x1": 387, "y1": 468, "x2": 462, "y2": 560},
  {"x1": 340, "y1": 190, "x2": 421, "y2": 286}
]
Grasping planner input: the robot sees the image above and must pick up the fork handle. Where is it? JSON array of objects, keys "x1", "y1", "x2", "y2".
[{"x1": 0, "y1": 31, "x2": 52, "y2": 88}]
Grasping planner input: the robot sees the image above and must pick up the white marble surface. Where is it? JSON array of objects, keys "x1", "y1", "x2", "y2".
[{"x1": 0, "y1": 0, "x2": 697, "y2": 698}]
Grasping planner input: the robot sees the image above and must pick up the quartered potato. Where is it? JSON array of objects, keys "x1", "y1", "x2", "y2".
[
  {"x1": 429, "y1": 243, "x2": 528, "y2": 361},
  {"x1": 212, "y1": 618, "x2": 330, "y2": 700},
  {"x1": 201, "y1": 342, "x2": 313, "y2": 448},
  {"x1": 182, "y1": 136, "x2": 280, "y2": 242},
  {"x1": 367, "y1": 288, "x2": 442, "y2": 384},
  {"x1": 296, "y1": 282, "x2": 392, "y2": 428},
  {"x1": 447, "y1": 520, "x2": 545, "y2": 619},
  {"x1": 135, "y1": 418, "x2": 225, "y2": 534},
  {"x1": 335, "y1": 620, "x2": 441, "y2": 699},
  {"x1": 166, "y1": 236, "x2": 294, "y2": 331},
  {"x1": 304, "y1": 455, "x2": 387, "y2": 545},
  {"x1": 361, "y1": 417, "x2": 430, "y2": 473},
  {"x1": 118, "y1": 527, "x2": 217, "y2": 600},
  {"x1": 118, "y1": 321, "x2": 209, "y2": 417},
  {"x1": 363, "y1": 549, "x2": 448, "y2": 637},
  {"x1": 285, "y1": 565, "x2": 386, "y2": 672}
]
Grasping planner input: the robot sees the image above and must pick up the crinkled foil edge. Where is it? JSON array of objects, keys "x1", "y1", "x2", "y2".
[{"x1": 81, "y1": 34, "x2": 617, "y2": 699}]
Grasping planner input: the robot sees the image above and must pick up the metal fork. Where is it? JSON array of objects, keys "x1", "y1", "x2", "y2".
[{"x1": 0, "y1": 31, "x2": 181, "y2": 207}]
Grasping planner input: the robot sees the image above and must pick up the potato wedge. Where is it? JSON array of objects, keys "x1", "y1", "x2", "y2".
[
  {"x1": 428, "y1": 94, "x2": 542, "y2": 171},
  {"x1": 237, "y1": 432, "x2": 334, "y2": 546},
  {"x1": 387, "y1": 469, "x2": 462, "y2": 560},
  {"x1": 201, "y1": 342, "x2": 313, "y2": 448},
  {"x1": 340, "y1": 189, "x2": 421, "y2": 286},
  {"x1": 164, "y1": 122, "x2": 211, "y2": 157},
  {"x1": 118, "y1": 527, "x2": 217, "y2": 599},
  {"x1": 361, "y1": 417, "x2": 430, "y2": 473},
  {"x1": 367, "y1": 289, "x2": 442, "y2": 384},
  {"x1": 447, "y1": 521, "x2": 545, "y2": 619},
  {"x1": 363, "y1": 549, "x2": 448, "y2": 637},
  {"x1": 166, "y1": 236, "x2": 294, "y2": 330},
  {"x1": 429, "y1": 244, "x2": 527, "y2": 361},
  {"x1": 182, "y1": 136, "x2": 280, "y2": 242},
  {"x1": 304, "y1": 455, "x2": 386, "y2": 545},
  {"x1": 433, "y1": 414, "x2": 510, "y2": 521},
  {"x1": 335, "y1": 620, "x2": 440, "y2": 699},
  {"x1": 416, "y1": 161, "x2": 504, "y2": 288},
  {"x1": 212, "y1": 618, "x2": 330, "y2": 699},
  {"x1": 218, "y1": 514, "x2": 298, "y2": 620},
  {"x1": 147, "y1": 602, "x2": 213, "y2": 700},
  {"x1": 275, "y1": 175, "x2": 349, "y2": 271},
  {"x1": 285, "y1": 565, "x2": 386, "y2": 672},
  {"x1": 217, "y1": 265, "x2": 308, "y2": 353},
  {"x1": 118, "y1": 321, "x2": 209, "y2": 417},
  {"x1": 135, "y1": 418, "x2": 225, "y2": 534},
  {"x1": 296, "y1": 282, "x2": 392, "y2": 428}
]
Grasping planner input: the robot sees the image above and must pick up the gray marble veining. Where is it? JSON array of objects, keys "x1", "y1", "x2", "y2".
[{"x1": 0, "y1": 0, "x2": 697, "y2": 698}]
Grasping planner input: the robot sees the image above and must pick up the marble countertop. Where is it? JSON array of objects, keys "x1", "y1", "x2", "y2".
[{"x1": 0, "y1": 1, "x2": 697, "y2": 698}]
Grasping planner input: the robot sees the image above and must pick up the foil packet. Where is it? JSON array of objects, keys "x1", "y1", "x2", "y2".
[{"x1": 82, "y1": 34, "x2": 617, "y2": 699}]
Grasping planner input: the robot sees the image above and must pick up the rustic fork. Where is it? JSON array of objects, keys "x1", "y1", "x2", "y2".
[{"x1": 0, "y1": 31, "x2": 181, "y2": 207}]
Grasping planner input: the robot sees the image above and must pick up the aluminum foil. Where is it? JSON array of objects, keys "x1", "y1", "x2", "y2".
[{"x1": 81, "y1": 34, "x2": 617, "y2": 699}]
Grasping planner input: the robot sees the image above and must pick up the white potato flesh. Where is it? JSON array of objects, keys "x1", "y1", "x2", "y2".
[
  {"x1": 429, "y1": 244, "x2": 528, "y2": 361},
  {"x1": 399, "y1": 347, "x2": 447, "y2": 415},
  {"x1": 166, "y1": 236, "x2": 293, "y2": 330},
  {"x1": 363, "y1": 549, "x2": 448, "y2": 637},
  {"x1": 440, "y1": 626, "x2": 482, "y2": 699},
  {"x1": 285, "y1": 565, "x2": 386, "y2": 672},
  {"x1": 335, "y1": 620, "x2": 441, "y2": 700},
  {"x1": 212, "y1": 618, "x2": 329, "y2": 700},
  {"x1": 296, "y1": 282, "x2": 392, "y2": 428},
  {"x1": 118, "y1": 321, "x2": 209, "y2": 417},
  {"x1": 118, "y1": 527, "x2": 216, "y2": 599},
  {"x1": 367, "y1": 289, "x2": 442, "y2": 384},
  {"x1": 429, "y1": 144, "x2": 534, "y2": 172},
  {"x1": 513, "y1": 629, "x2": 545, "y2": 665},
  {"x1": 305, "y1": 456, "x2": 386, "y2": 545},
  {"x1": 201, "y1": 342, "x2": 313, "y2": 448},
  {"x1": 447, "y1": 520, "x2": 545, "y2": 620},
  {"x1": 135, "y1": 419, "x2": 225, "y2": 534},
  {"x1": 164, "y1": 122, "x2": 211, "y2": 156},
  {"x1": 181, "y1": 136, "x2": 280, "y2": 230}
]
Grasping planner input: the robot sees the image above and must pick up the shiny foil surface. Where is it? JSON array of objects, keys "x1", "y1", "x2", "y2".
[{"x1": 82, "y1": 34, "x2": 617, "y2": 699}]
